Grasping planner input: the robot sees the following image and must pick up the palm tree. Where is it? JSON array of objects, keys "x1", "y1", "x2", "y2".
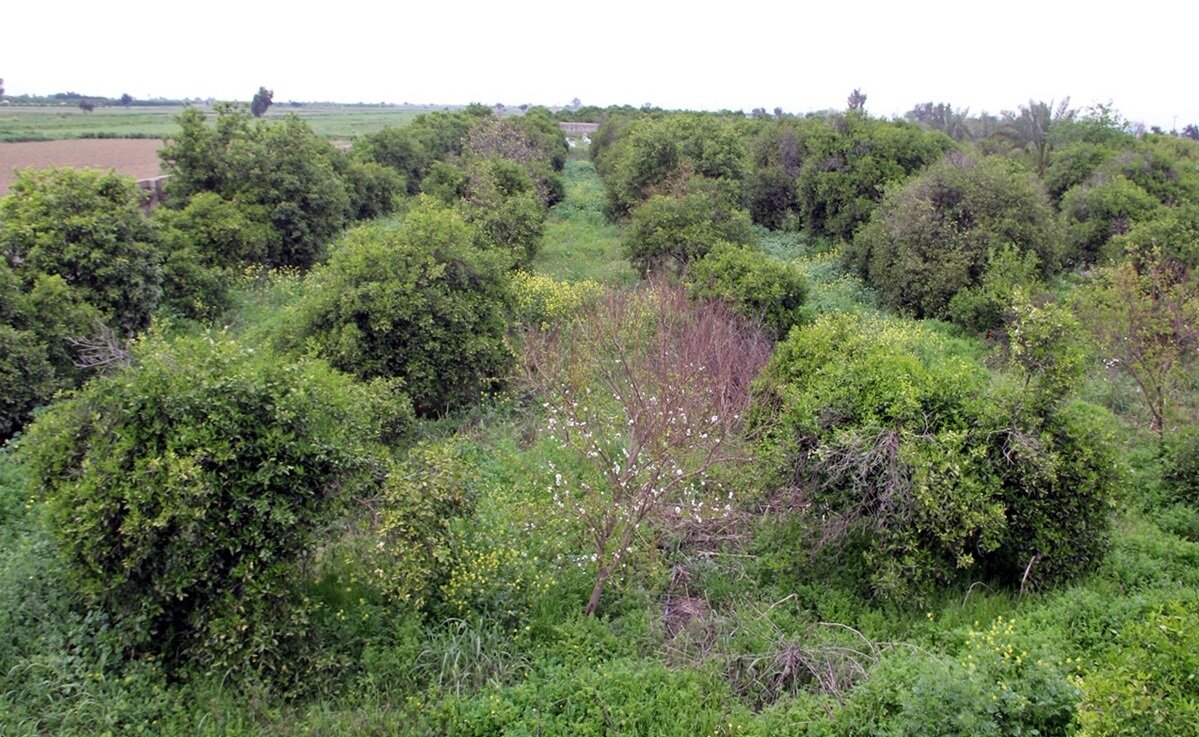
[
  {"x1": 905, "y1": 102, "x2": 975, "y2": 142},
  {"x1": 995, "y1": 98, "x2": 1075, "y2": 177}
]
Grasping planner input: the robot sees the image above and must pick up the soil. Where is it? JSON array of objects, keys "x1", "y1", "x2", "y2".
[{"x1": 0, "y1": 139, "x2": 164, "y2": 195}]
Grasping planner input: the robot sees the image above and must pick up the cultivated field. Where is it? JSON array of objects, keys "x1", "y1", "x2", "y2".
[
  {"x1": 0, "y1": 103, "x2": 453, "y2": 143},
  {"x1": 0, "y1": 139, "x2": 164, "y2": 194}
]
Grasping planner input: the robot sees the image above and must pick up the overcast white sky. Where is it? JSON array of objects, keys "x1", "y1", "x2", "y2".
[{"x1": 4, "y1": 0, "x2": 1196, "y2": 128}]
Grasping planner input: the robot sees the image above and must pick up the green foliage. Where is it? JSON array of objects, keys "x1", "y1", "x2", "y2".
[
  {"x1": 19, "y1": 333, "x2": 390, "y2": 673},
  {"x1": 795, "y1": 115, "x2": 951, "y2": 242},
  {"x1": 368, "y1": 439, "x2": 479, "y2": 608},
  {"x1": 154, "y1": 191, "x2": 280, "y2": 269},
  {"x1": 0, "y1": 167, "x2": 162, "y2": 333},
  {"x1": 159, "y1": 107, "x2": 352, "y2": 269},
  {"x1": 849, "y1": 153, "x2": 1058, "y2": 320},
  {"x1": 1044, "y1": 141, "x2": 1116, "y2": 202},
  {"x1": 421, "y1": 160, "x2": 470, "y2": 203},
  {"x1": 836, "y1": 617, "x2": 1078, "y2": 737},
  {"x1": 755, "y1": 312, "x2": 1115, "y2": 600},
  {"x1": 339, "y1": 158, "x2": 405, "y2": 221},
  {"x1": 0, "y1": 325, "x2": 55, "y2": 439},
  {"x1": 281, "y1": 200, "x2": 513, "y2": 416},
  {"x1": 597, "y1": 113, "x2": 748, "y2": 218},
  {"x1": 157, "y1": 242, "x2": 231, "y2": 321},
  {"x1": 354, "y1": 111, "x2": 474, "y2": 194},
  {"x1": 1060, "y1": 174, "x2": 1161, "y2": 265},
  {"x1": 22, "y1": 272, "x2": 104, "y2": 383},
  {"x1": 1163, "y1": 429, "x2": 1199, "y2": 507},
  {"x1": 688, "y1": 243, "x2": 809, "y2": 337},
  {"x1": 754, "y1": 314, "x2": 1002, "y2": 601},
  {"x1": 457, "y1": 157, "x2": 547, "y2": 266},
  {"x1": 1076, "y1": 602, "x2": 1199, "y2": 736},
  {"x1": 745, "y1": 119, "x2": 809, "y2": 229},
  {"x1": 1105, "y1": 140, "x2": 1199, "y2": 206},
  {"x1": 442, "y1": 657, "x2": 743, "y2": 736},
  {"x1": 1106, "y1": 202, "x2": 1199, "y2": 266},
  {"x1": 464, "y1": 116, "x2": 565, "y2": 207},
  {"x1": 947, "y1": 246, "x2": 1043, "y2": 334},
  {"x1": 624, "y1": 183, "x2": 754, "y2": 275},
  {"x1": 985, "y1": 395, "x2": 1117, "y2": 587},
  {"x1": 1007, "y1": 293, "x2": 1087, "y2": 408}
]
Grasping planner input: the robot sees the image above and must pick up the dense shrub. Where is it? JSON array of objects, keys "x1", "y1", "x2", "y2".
[
  {"x1": 0, "y1": 325, "x2": 55, "y2": 440},
  {"x1": 1163, "y1": 430, "x2": 1199, "y2": 507},
  {"x1": 368, "y1": 439, "x2": 479, "y2": 608},
  {"x1": 339, "y1": 158, "x2": 405, "y2": 220},
  {"x1": 794, "y1": 115, "x2": 951, "y2": 242},
  {"x1": 849, "y1": 153, "x2": 1058, "y2": 320},
  {"x1": 458, "y1": 157, "x2": 547, "y2": 266},
  {"x1": 754, "y1": 314, "x2": 1002, "y2": 601},
  {"x1": 154, "y1": 191, "x2": 280, "y2": 269},
  {"x1": 744, "y1": 119, "x2": 809, "y2": 229},
  {"x1": 1044, "y1": 141, "x2": 1116, "y2": 202},
  {"x1": 159, "y1": 108, "x2": 352, "y2": 269},
  {"x1": 1106, "y1": 202, "x2": 1199, "y2": 266},
  {"x1": 20, "y1": 334, "x2": 392, "y2": 672},
  {"x1": 688, "y1": 243, "x2": 809, "y2": 337},
  {"x1": 754, "y1": 311, "x2": 1115, "y2": 601},
  {"x1": 281, "y1": 199, "x2": 513, "y2": 416},
  {"x1": 946, "y1": 246, "x2": 1042, "y2": 335},
  {"x1": 598, "y1": 113, "x2": 747, "y2": 218},
  {"x1": 1060, "y1": 174, "x2": 1161, "y2": 265},
  {"x1": 464, "y1": 117, "x2": 565, "y2": 207},
  {"x1": 624, "y1": 182, "x2": 754, "y2": 275},
  {"x1": 354, "y1": 111, "x2": 474, "y2": 193},
  {"x1": 0, "y1": 167, "x2": 162, "y2": 333}
]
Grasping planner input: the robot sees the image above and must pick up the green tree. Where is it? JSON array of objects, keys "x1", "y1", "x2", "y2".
[
  {"x1": 0, "y1": 167, "x2": 162, "y2": 333},
  {"x1": 849, "y1": 153, "x2": 1058, "y2": 321},
  {"x1": 598, "y1": 113, "x2": 747, "y2": 218},
  {"x1": 159, "y1": 108, "x2": 352, "y2": 269},
  {"x1": 250, "y1": 86, "x2": 273, "y2": 117},
  {"x1": 280, "y1": 198, "x2": 513, "y2": 416},
  {"x1": 754, "y1": 311, "x2": 1114, "y2": 600},
  {"x1": 624, "y1": 182, "x2": 754, "y2": 276},
  {"x1": 1060, "y1": 175, "x2": 1161, "y2": 265},
  {"x1": 995, "y1": 99, "x2": 1075, "y2": 177},
  {"x1": 687, "y1": 243, "x2": 809, "y2": 338},
  {"x1": 20, "y1": 333, "x2": 397, "y2": 672},
  {"x1": 795, "y1": 115, "x2": 951, "y2": 241}
]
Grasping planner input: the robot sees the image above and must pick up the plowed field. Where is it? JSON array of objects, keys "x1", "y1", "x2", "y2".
[{"x1": 0, "y1": 139, "x2": 163, "y2": 195}]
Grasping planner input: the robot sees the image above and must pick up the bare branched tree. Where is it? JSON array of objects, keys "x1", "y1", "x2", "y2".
[
  {"x1": 67, "y1": 322, "x2": 131, "y2": 371},
  {"x1": 1076, "y1": 248, "x2": 1199, "y2": 435},
  {"x1": 524, "y1": 281, "x2": 772, "y2": 616}
]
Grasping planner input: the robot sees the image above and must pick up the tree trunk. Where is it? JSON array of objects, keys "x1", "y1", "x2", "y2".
[{"x1": 584, "y1": 565, "x2": 611, "y2": 617}]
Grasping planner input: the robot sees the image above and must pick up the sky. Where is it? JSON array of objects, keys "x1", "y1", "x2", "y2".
[{"x1": 4, "y1": 0, "x2": 1197, "y2": 129}]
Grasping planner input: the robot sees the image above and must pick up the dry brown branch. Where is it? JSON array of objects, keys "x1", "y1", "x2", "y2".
[
  {"x1": 523, "y1": 280, "x2": 772, "y2": 616},
  {"x1": 67, "y1": 322, "x2": 131, "y2": 371}
]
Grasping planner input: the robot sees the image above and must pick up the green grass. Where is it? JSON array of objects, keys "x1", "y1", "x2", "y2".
[
  {"x1": 533, "y1": 160, "x2": 635, "y2": 286},
  {"x1": 0, "y1": 104, "x2": 445, "y2": 142}
]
